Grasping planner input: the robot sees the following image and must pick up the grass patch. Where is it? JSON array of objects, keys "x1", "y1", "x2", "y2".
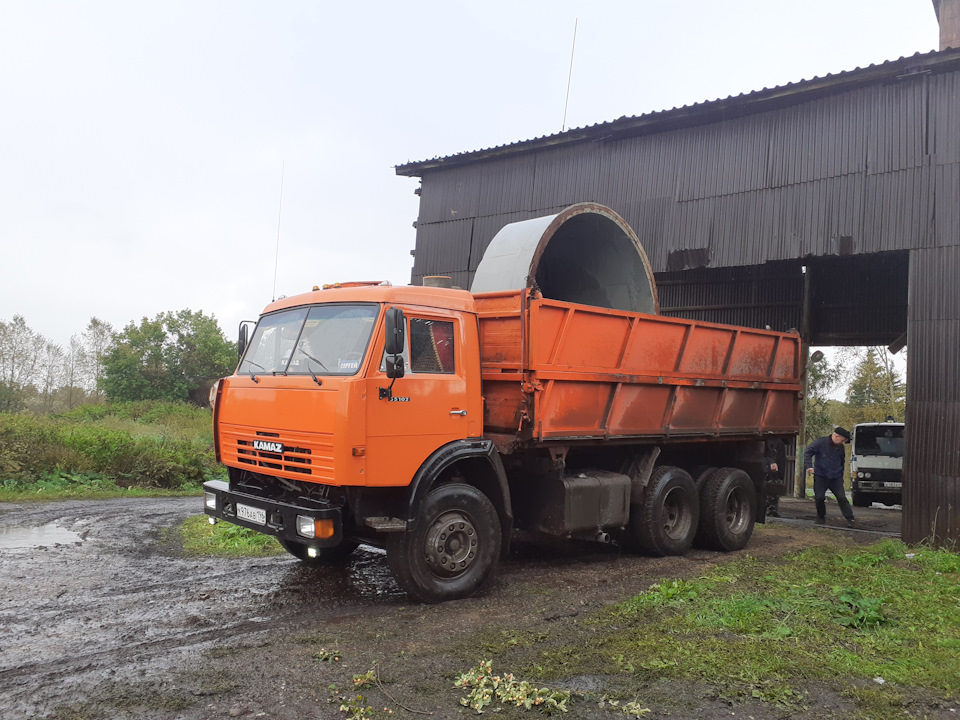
[
  {"x1": 48, "y1": 680, "x2": 197, "y2": 720},
  {"x1": 532, "y1": 538, "x2": 960, "y2": 713},
  {"x1": 0, "y1": 470, "x2": 203, "y2": 501},
  {"x1": 0, "y1": 402, "x2": 221, "y2": 500},
  {"x1": 841, "y1": 684, "x2": 906, "y2": 718},
  {"x1": 179, "y1": 514, "x2": 283, "y2": 557},
  {"x1": 475, "y1": 630, "x2": 551, "y2": 657}
]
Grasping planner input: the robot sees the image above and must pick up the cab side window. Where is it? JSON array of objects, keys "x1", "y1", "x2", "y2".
[{"x1": 409, "y1": 319, "x2": 455, "y2": 374}]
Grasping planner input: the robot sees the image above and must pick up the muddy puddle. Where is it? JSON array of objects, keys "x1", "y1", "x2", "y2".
[
  {"x1": 0, "y1": 497, "x2": 412, "y2": 719},
  {"x1": 0, "y1": 521, "x2": 82, "y2": 548}
]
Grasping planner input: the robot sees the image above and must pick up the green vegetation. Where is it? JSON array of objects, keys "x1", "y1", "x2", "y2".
[
  {"x1": 102, "y1": 309, "x2": 236, "y2": 403},
  {"x1": 803, "y1": 345, "x2": 905, "y2": 447},
  {"x1": 0, "y1": 401, "x2": 219, "y2": 500},
  {"x1": 528, "y1": 538, "x2": 960, "y2": 716},
  {"x1": 456, "y1": 660, "x2": 572, "y2": 714},
  {"x1": 178, "y1": 514, "x2": 282, "y2": 557},
  {"x1": 804, "y1": 350, "x2": 845, "y2": 442},
  {"x1": 840, "y1": 347, "x2": 905, "y2": 426},
  {"x1": 1, "y1": 310, "x2": 235, "y2": 414}
]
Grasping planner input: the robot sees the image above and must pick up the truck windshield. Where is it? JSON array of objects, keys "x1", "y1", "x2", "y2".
[
  {"x1": 238, "y1": 304, "x2": 379, "y2": 377},
  {"x1": 854, "y1": 426, "x2": 905, "y2": 457}
]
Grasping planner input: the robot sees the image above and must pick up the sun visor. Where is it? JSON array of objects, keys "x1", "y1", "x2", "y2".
[{"x1": 470, "y1": 203, "x2": 658, "y2": 314}]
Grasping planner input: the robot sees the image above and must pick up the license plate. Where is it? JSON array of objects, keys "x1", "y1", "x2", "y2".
[
  {"x1": 883, "y1": 482, "x2": 902, "y2": 488},
  {"x1": 236, "y1": 503, "x2": 266, "y2": 525}
]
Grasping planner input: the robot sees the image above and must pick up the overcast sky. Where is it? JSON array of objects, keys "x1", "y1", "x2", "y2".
[{"x1": 0, "y1": 1, "x2": 940, "y2": 348}]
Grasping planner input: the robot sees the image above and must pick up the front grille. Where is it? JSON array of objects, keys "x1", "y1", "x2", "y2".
[
  {"x1": 237, "y1": 432, "x2": 314, "y2": 475},
  {"x1": 221, "y1": 425, "x2": 335, "y2": 483}
]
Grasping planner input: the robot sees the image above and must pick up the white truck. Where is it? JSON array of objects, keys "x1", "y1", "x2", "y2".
[{"x1": 850, "y1": 421, "x2": 905, "y2": 507}]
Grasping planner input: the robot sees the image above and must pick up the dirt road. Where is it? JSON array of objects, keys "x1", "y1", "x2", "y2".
[{"x1": 0, "y1": 496, "x2": 917, "y2": 719}]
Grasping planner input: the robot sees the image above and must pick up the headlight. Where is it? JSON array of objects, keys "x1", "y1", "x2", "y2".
[
  {"x1": 297, "y1": 515, "x2": 316, "y2": 538},
  {"x1": 204, "y1": 491, "x2": 218, "y2": 510},
  {"x1": 864, "y1": 472, "x2": 872, "y2": 479}
]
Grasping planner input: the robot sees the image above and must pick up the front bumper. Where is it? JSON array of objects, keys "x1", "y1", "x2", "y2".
[
  {"x1": 202, "y1": 479, "x2": 344, "y2": 548},
  {"x1": 852, "y1": 479, "x2": 902, "y2": 495}
]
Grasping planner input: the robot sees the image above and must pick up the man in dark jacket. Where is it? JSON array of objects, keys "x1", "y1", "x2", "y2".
[
  {"x1": 804, "y1": 427, "x2": 854, "y2": 526},
  {"x1": 764, "y1": 438, "x2": 787, "y2": 517}
]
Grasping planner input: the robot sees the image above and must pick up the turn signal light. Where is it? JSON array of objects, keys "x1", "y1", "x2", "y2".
[{"x1": 314, "y1": 519, "x2": 335, "y2": 539}]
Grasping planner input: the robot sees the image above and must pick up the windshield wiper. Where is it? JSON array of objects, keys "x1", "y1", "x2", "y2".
[
  {"x1": 297, "y1": 344, "x2": 329, "y2": 372},
  {"x1": 246, "y1": 359, "x2": 265, "y2": 383},
  {"x1": 298, "y1": 344, "x2": 327, "y2": 386}
]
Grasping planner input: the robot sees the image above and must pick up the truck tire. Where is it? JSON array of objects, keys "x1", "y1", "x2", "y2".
[
  {"x1": 278, "y1": 538, "x2": 358, "y2": 565},
  {"x1": 693, "y1": 466, "x2": 718, "y2": 491},
  {"x1": 697, "y1": 467, "x2": 755, "y2": 551},
  {"x1": 852, "y1": 491, "x2": 870, "y2": 507},
  {"x1": 387, "y1": 483, "x2": 501, "y2": 603},
  {"x1": 629, "y1": 466, "x2": 698, "y2": 556}
]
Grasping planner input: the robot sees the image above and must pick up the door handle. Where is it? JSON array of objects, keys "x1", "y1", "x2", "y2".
[{"x1": 450, "y1": 410, "x2": 467, "y2": 416}]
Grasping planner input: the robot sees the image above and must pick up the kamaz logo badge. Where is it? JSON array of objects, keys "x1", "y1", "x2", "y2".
[{"x1": 253, "y1": 440, "x2": 284, "y2": 453}]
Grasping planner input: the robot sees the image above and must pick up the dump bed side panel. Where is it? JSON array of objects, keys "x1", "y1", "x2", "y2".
[
  {"x1": 475, "y1": 291, "x2": 528, "y2": 437},
  {"x1": 476, "y1": 291, "x2": 801, "y2": 445}
]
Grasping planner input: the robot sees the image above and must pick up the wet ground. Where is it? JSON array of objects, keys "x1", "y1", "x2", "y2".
[{"x1": 0, "y1": 494, "x2": 937, "y2": 720}]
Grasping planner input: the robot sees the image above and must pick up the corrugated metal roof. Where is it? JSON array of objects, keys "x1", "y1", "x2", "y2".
[{"x1": 396, "y1": 48, "x2": 960, "y2": 177}]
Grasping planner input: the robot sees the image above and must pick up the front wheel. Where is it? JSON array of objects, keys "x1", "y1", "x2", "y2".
[{"x1": 387, "y1": 483, "x2": 501, "y2": 603}]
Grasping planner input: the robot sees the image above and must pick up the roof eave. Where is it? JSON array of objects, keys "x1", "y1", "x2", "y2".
[{"x1": 396, "y1": 47, "x2": 960, "y2": 178}]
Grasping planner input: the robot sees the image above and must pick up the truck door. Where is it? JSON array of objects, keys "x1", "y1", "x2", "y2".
[{"x1": 364, "y1": 311, "x2": 480, "y2": 487}]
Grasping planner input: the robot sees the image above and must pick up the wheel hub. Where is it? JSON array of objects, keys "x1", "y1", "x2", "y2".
[
  {"x1": 725, "y1": 489, "x2": 747, "y2": 530},
  {"x1": 662, "y1": 488, "x2": 692, "y2": 540},
  {"x1": 424, "y1": 511, "x2": 478, "y2": 578}
]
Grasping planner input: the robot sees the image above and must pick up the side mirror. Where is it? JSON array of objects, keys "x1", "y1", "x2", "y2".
[
  {"x1": 379, "y1": 308, "x2": 406, "y2": 399},
  {"x1": 385, "y1": 355, "x2": 405, "y2": 380},
  {"x1": 384, "y1": 308, "x2": 405, "y2": 356},
  {"x1": 238, "y1": 323, "x2": 250, "y2": 359}
]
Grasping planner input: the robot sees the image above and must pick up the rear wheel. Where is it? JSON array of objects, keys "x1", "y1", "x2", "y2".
[
  {"x1": 697, "y1": 467, "x2": 756, "y2": 551},
  {"x1": 387, "y1": 483, "x2": 501, "y2": 603},
  {"x1": 693, "y1": 465, "x2": 718, "y2": 491},
  {"x1": 629, "y1": 465, "x2": 699, "y2": 556},
  {"x1": 278, "y1": 538, "x2": 358, "y2": 565}
]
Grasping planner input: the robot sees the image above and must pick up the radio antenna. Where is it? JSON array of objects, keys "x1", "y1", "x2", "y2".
[
  {"x1": 562, "y1": 18, "x2": 578, "y2": 132},
  {"x1": 271, "y1": 161, "x2": 285, "y2": 302}
]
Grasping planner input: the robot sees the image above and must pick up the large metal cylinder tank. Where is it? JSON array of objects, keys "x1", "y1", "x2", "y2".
[{"x1": 470, "y1": 202, "x2": 658, "y2": 314}]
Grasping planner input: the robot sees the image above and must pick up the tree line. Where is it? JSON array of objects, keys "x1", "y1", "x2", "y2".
[
  {"x1": 0, "y1": 310, "x2": 236, "y2": 413},
  {"x1": 804, "y1": 346, "x2": 906, "y2": 443}
]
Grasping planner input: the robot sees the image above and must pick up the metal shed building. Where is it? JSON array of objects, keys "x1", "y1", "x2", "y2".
[{"x1": 396, "y1": 47, "x2": 960, "y2": 546}]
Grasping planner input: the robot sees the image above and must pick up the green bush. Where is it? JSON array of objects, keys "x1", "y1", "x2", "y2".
[
  {"x1": 0, "y1": 403, "x2": 218, "y2": 493},
  {"x1": 60, "y1": 400, "x2": 213, "y2": 438}
]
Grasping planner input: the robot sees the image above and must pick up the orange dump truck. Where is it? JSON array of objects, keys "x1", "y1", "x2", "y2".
[{"x1": 204, "y1": 204, "x2": 801, "y2": 602}]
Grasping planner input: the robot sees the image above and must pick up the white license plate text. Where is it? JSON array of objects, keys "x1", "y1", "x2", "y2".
[{"x1": 237, "y1": 503, "x2": 266, "y2": 525}]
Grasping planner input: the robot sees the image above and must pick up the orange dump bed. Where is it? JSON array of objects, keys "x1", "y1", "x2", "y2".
[{"x1": 475, "y1": 290, "x2": 801, "y2": 449}]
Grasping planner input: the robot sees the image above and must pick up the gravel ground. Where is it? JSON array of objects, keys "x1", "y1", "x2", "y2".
[{"x1": 4, "y1": 494, "x2": 950, "y2": 720}]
